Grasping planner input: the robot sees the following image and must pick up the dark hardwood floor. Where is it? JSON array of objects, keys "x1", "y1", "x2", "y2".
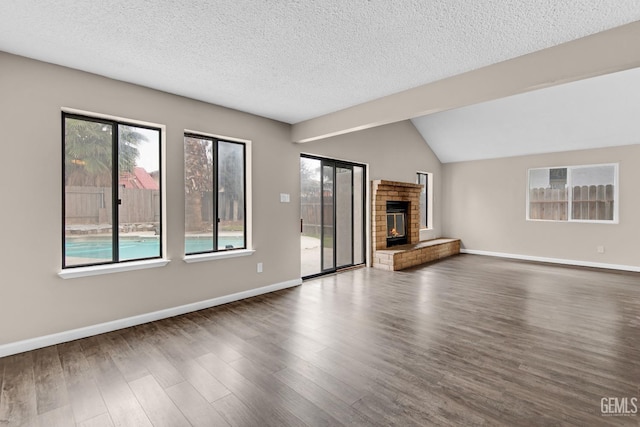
[{"x1": 1, "y1": 254, "x2": 639, "y2": 426}]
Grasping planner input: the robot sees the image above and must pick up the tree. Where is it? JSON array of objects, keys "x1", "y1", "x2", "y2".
[
  {"x1": 184, "y1": 137, "x2": 213, "y2": 231},
  {"x1": 300, "y1": 158, "x2": 321, "y2": 198},
  {"x1": 64, "y1": 118, "x2": 143, "y2": 186},
  {"x1": 118, "y1": 125, "x2": 145, "y2": 175},
  {"x1": 184, "y1": 139, "x2": 245, "y2": 232},
  {"x1": 218, "y1": 142, "x2": 244, "y2": 223}
]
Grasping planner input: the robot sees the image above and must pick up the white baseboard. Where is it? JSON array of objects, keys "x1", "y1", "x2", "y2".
[
  {"x1": 460, "y1": 249, "x2": 640, "y2": 273},
  {"x1": 0, "y1": 278, "x2": 302, "y2": 358}
]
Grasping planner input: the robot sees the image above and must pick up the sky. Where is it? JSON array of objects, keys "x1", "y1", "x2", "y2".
[{"x1": 134, "y1": 127, "x2": 160, "y2": 172}]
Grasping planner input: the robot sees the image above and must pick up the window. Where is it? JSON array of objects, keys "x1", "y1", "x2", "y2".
[
  {"x1": 184, "y1": 133, "x2": 246, "y2": 254},
  {"x1": 63, "y1": 113, "x2": 162, "y2": 268},
  {"x1": 417, "y1": 172, "x2": 429, "y2": 229},
  {"x1": 528, "y1": 164, "x2": 618, "y2": 222}
]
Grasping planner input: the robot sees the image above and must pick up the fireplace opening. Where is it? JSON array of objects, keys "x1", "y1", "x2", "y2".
[{"x1": 386, "y1": 201, "x2": 409, "y2": 247}]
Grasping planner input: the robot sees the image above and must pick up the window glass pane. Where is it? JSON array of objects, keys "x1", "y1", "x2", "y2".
[
  {"x1": 418, "y1": 173, "x2": 428, "y2": 229},
  {"x1": 528, "y1": 168, "x2": 567, "y2": 221},
  {"x1": 118, "y1": 125, "x2": 161, "y2": 261},
  {"x1": 218, "y1": 141, "x2": 245, "y2": 250},
  {"x1": 184, "y1": 136, "x2": 214, "y2": 254},
  {"x1": 571, "y1": 165, "x2": 615, "y2": 221},
  {"x1": 529, "y1": 165, "x2": 615, "y2": 222},
  {"x1": 64, "y1": 117, "x2": 114, "y2": 266}
]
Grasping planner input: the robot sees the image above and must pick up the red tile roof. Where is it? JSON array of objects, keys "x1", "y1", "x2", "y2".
[{"x1": 119, "y1": 167, "x2": 159, "y2": 190}]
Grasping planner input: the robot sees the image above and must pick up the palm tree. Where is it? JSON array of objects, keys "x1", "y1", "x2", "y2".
[
  {"x1": 118, "y1": 125, "x2": 146, "y2": 175},
  {"x1": 64, "y1": 118, "x2": 143, "y2": 186}
]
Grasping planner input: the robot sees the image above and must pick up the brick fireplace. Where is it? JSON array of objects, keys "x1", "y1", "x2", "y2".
[
  {"x1": 371, "y1": 179, "x2": 460, "y2": 271},
  {"x1": 371, "y1": 180, "x2": 421, "y2": 251}
]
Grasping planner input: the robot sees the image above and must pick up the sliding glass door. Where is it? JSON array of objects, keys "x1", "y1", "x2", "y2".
[{"x1": 300, "y1": 155, "x2": 366, "y2": 278}]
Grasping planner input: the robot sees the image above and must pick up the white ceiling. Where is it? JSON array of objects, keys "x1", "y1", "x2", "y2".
[
  {"x1": 412, "y1": 67, "x2": 640, "y2": 163},
  {"x1": 1, "y1": 1, "x2": 640, "y2": 161}
]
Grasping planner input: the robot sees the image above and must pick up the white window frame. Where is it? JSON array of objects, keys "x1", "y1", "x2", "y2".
[
  {"x1": 59, "y1": 108, "x2": 169, "y2": 279},
  {"x1": 183, "y1": 129, "x2": 253, "y2": 263},
  {"x1": 526, "y1": 163, "x2": 619, "y2": 224}
]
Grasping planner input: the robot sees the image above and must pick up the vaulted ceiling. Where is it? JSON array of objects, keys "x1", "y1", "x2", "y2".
[
  {"x1": 412, "y1": 66, "x2": 640, "y2": 162},
  {"x1": 1, "y1": 1, "x2": 639, "y2": 162}
]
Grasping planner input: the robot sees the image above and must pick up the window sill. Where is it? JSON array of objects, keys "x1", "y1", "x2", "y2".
[
  {"x1": 183, "y1": 249, "x2": 255, "y2": 264},
  {"x1": 58, "y1": 259, "x2": 170, "y2": 279}
]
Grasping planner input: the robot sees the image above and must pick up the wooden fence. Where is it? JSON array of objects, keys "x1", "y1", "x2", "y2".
[
  {"x1": 529, "y1": 185, "x2": 614, "y2": 221},
  {"x1": 65, "y1": 186, "x2": 160, "y2": 226},
  {"x1": 301, "y1": 196, "x2": 333, "y2": 236}
]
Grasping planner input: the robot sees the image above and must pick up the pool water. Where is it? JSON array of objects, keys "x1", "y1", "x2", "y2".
[
  {"x1": 185, "y1": 237, "x2": 245, "y2": 254},
  {"x1": 65, "y1": 236, "x2": 244, "y2": 260}
]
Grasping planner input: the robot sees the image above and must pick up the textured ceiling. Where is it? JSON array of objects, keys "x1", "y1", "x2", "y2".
[
  {"x1": 412, "y1": 67, "x2": 640, "y2": 163},
  {"x1": 1, "y1": 1, "x2": 640, "y2": 125}
]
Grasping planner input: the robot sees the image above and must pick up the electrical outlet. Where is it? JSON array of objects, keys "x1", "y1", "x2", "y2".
[
  {"x1": 597, "y1": 245, "x2": 605, "y2": 254},
  {"x1": 257, "y1": 262, "x2": 263, "y2": 273}
]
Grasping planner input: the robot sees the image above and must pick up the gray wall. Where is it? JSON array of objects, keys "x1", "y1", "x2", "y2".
[
  {"x1": 0, "y1": 52, "x2": 442, "y2": 346},
  {"x1": 0, "y1": 52, "x2": 300, "y2": 345},
  {"x1": 441, "y1": 144, "x2": 640, "y2": 268},
  {"x1": 299, "y1": 121, "x2": 443, "y2": 241},
  {"x1": 9, "y1": 46, "x2": 632, "y2": 349}
]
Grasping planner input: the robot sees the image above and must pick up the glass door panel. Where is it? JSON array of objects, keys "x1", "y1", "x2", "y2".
[
  {"x1": 353, "y1": 166, "x2": 365, "y2": 265},
  {"x1": 300, "y1": 157, "x2": 322, "y2": 277},
  {"x1": 322, "y1": 164, "x2": 335, "y2": 271},
  {"x1": 336, "y1": 166, "x2": 353, "y2": 268}
]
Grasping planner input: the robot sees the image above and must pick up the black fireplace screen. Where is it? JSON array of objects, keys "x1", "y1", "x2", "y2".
[{"x1": 386, "y1": 200, "x2": 409, "y2": 247}]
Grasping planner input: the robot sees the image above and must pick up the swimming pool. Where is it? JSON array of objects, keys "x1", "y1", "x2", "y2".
[{"x1": 65, "y1": 236, "x2": 245, "y2": 260}]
